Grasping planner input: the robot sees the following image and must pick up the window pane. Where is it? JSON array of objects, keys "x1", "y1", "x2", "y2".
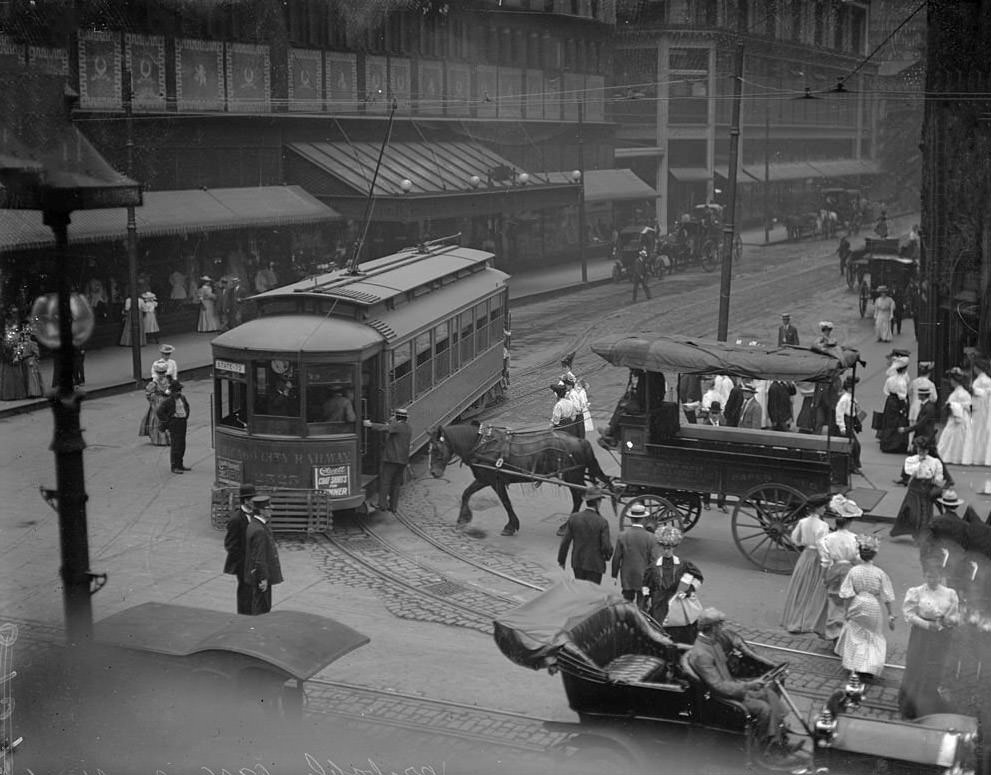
[
  {"x1": 253, "y1": 359, "x2": 300, "y2": 418},
  {"x1": 475, "y1": 301, "x2": 489, "y2": 352},
  {"x1": 304, "y1": 363, "x2": 357, "y2": 433},
  {"x1": 434, "y1": 322, "x2": 451, "y2": 380},
  {"x1": 216, "y1": 378, "x2": 247, "y2": 429},
  {"x1": 414, "y1": 332, "x2": 433, "y2": 395},
  {"x1": 391, "y1": 343, "x2": 413, "y2": 407},
  {"x1": 459, "y1": 311, "x2": 474, "y2": 363}
]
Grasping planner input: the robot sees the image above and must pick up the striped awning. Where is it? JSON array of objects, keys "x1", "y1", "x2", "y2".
[{"x1": 0, "y1": 185, "x2": 341, "y2": 251}]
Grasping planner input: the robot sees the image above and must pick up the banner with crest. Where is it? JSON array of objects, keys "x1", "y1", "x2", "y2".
[
  {"x1": 79, "y1": 30, "x2": 121, "y2": 110},
  {"x1": 364, "y1": 55, "x2": 388, "y2": 113},
  {"x1": 175, "y1": 39, "x2": 223, "y2": 112},
  {"x1": 288, "y1": 48, "x2": 322, "y2": 112},
  {"x1": 326, "y1": 52, "x2": 357, "y2": 113},
  {"x1": 226, "y1": 43, "x2": 270, "y2": 112},
  {"x1": 28, "y1": 46, "x2": 68, "y2": 76},
  {"x1": 125, "y1": 34, "x2": 166, "y2": 111}
]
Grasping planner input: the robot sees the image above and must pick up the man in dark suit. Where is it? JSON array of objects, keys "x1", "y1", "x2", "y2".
[
  {"x1": 244, "y1": 495, "x2": 284, "y2": 615},
  {"x1": 156, "y1": 380, "x2": 191, "y2": 473},
  {"x1": 738, "y1": 382, "x2": 763, "y2": 429},
  {"x1": 558, "y1": 487, "x2": 613, "y2": 584},
  {"x1": 610, "y1": 503, "x2": 658, "y2": 603},
  {"x1": 777, "y1": 313, "x2": 800, "y2": 346},
  {"x1": 224, "y1": 483, "x2": 255, "y2": 614}
]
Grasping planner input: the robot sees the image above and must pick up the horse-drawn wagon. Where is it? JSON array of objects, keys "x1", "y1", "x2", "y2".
[
  {"x1": 590, "y1": 334, "x2": 866, "y2": 574},
  {"x1": 849, "y1": 237, "x2": 919, "y2": 321},
  {"x1": 658, "y1": 204, "x2": 741, "y2": 273}
]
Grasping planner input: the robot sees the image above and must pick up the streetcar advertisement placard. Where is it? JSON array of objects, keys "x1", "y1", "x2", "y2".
[{"x1": 314, "y1": 465, "x2": 350, "y2": 496}]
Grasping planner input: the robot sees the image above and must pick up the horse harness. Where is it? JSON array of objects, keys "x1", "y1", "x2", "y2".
[{"x1": 464, "y1": 423, "x2": 588, "y2": 480}]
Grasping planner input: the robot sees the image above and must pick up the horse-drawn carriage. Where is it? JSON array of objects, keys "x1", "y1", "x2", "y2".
[
  {"x1": 611, "y1": 225, "x2": 666, "y2": 282},
  {"x1": 847, "y1": 237, "x2": 919, "y2": 320},
  {"x1": 658, "y1": 204, "x2": 742, "y2": 273},
  {"x1": 494, "y1": 581, "x2": 982, "y2": 775},
  {"x1": 590, "y1": 334, "x2": 867, "y2": 574}
]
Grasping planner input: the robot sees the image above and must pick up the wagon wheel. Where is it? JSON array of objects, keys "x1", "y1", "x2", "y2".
[
  {"x1": 732, "y1": 233, "x2": 743, "y2": 263},
  {"x1": 731, "y1": 483, "x2": 804, "y2": 574},
  {"x1": 699, "y1": 239, "x2": 719, "y2": 272},
  {"x1": 858, "y1": 281, "x2": 869, "y2": 318},
  {"x1": 661, "y1": 490, "x2": 703, "y2": 532},
  {"x1": 619, "y1": 494, "x2": 679, "y2": 532}
]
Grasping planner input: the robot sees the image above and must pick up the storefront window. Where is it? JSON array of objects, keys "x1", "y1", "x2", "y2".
[{"x1": 305, "y1": 363, "x2": 357, "y2": 434}]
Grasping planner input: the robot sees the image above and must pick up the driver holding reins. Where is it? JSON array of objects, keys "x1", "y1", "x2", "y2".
[{"x1": 687, "y1": 608, "x2": 806, "y2": 763}]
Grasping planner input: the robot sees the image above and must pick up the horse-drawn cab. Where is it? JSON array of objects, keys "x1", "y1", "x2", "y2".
[
  {"x1": 495, "y1": 581, "x2": 981, "y2": 775},
  {"x1": 854, "y1": 238, "x2": 918, "y2": 320},
  {"x1": 591, "y1": 334, "x2": 867, "y2": 574},
  {"x1": 612, "y1": 225, "x2": 664, "y2": 281},
  {"x1": 658, "y1": 206, "x2": 731, "y2": 273}
]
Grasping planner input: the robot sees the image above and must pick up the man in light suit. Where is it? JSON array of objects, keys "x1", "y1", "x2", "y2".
[
  {"x1": 558, "y1": 487, "x2": 613, "y2": 584},
  {"x1": 738, "y1": 382, "x2": 763, "y2": 429},
  {"x1": 611, "y1": 503, "x2": 658, "y2": 603}
]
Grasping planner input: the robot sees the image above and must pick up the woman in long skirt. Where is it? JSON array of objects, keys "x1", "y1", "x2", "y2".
[
  {"x1": 196, "y1": 277, "x2": 221, "y2": 333},
  {"x1": 781, "y1": 493, "x2": 831, "y2": 635},
  {"x1": 898, "y1": 564, "x2": 959, "y2": 719},
  {"x1": 937, "y1": 368, "x2": 973, "y2": 465},
  {"x1": 890, "y1": 436, "x2": 945, "y2": 539},
  {"x1": 141, "y1": 366, "x2": 172, "y2": 446},
  {"x1": 965, "y1": 359, "x2": 991, "y2": 465},
  {"x1": 140, "y1": 292, "x2": 160, "y2": 345},
  {"x1": 836, "y1": 538, "x2": 896, "y2": 681},
  {"x1": 119, "y1": 297, "x2": 146, "y2": 347},
  {"x1": 873, "y1": 286, "x2": 895, "y2": 343},
  {"x1": 819, "y1": 495, "x2": 863, "y2": 641}
]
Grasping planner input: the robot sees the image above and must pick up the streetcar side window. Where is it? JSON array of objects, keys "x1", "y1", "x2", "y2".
[
  {"x1": 475, "y1": 300, "x2": 489, "y2": 352},
  {"x1": 433, "y1": 322, "x2": 451, "y2": 381},
  {"x1": 215, "y1": 377, "x2": 248, "y2": 430},
  {"x1": 305, "y1": 364, "x2": 357, "y2": 434},
  {"x1": 390, "y1": 343, "x2": 413, "y2": 407},
  {"x1": 414, "y1": 332, "x2": 433, "y2": 397},
  {"x1": 459, "y1": 311, "x2": 474, "y2": 364}
]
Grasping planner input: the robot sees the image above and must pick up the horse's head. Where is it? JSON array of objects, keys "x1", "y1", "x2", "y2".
[{"x1": 428, "y1": 426, "x2": 454, "y2": 478}]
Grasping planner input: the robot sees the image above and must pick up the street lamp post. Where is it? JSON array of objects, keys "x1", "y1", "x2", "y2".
[
  {"x1": 577, "y1": 98, "x2": 587, "y2": 284},
  {"x1": 123, "y1": 60, "x2": 142, "y2": 384},
  {"x1": 716, "y1": 43, "x2": 745, "y2": 343}
]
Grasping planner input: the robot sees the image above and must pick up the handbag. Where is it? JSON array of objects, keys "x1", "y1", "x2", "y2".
[
  {"x1": 871, "y1": 410, "x2": 884, "y2": 431},
  {"x1": 663, "y1": 594, "x2": 704, "y2": 628}
]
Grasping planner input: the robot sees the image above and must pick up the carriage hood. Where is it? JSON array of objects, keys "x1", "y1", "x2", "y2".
[
  {"x1": 591, "y1": 334, "x2": 860, "y2": 383},
  {"x1": 493, "y1": 579, "x2": 626, "y2": 669}
]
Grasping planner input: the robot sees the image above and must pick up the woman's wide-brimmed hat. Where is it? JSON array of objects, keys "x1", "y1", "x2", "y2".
[
  {"x1": 938, "y1": 489, "x2": 964, "y2": 508},
  {"x1": 947, "y1": 366, "x2": 967, "y2": 382},
  {"x1": 856, "y1": 533, "x2": 881, "y2": 551},
  {"x1": 152, "y1": 360, "x2": 169, "y2": 374},
  {"x1": 827, "y1": 494, "x2": 863, "y2": 519},
  {"x1": 877, "y1": 285, "x2": 889, "y2": 293},
  {"x1": 199, "y1": 275, "x2": 214, "y2": 283},
  {"x1": 141, "y1": 291, "x2": 156, "y2": 299},
  {"x1": 891, "y1": 356, "x2": 910, "y2": 370},
  {"x1": 819, "y1": 321, "x2": 834, "y2": 330},
  {"x1": 655, "y1": 525, "x2": 684, "y2": 546},
  {"x1": 159, "y1": 344, "x2": 175, "y2": 355}
]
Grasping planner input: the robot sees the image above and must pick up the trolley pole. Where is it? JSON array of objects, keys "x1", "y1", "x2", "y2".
[
  {"x1": 123, "y1": 57, "x2": 142, "y2": 384},
  {"x1": 347, "y1": 100, "x2": 398, "y2": 275},
  {"x1": 716, "y1": 43, "x2": 744, "y2": 343}
]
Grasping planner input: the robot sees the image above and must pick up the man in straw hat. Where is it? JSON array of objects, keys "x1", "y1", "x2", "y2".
[
  {"x1": 364, "y1": 407, "x2": 412, "y2": 513},
  {"x1": 557, "y1": 486, "x2": 613, "y2": 585},
  {"x1": 687, "y1": 607, "x2": 806, "y2": 764},
  {"x1": 156, "y1": 380, "x2": 191, "y2": 474},
  {"x1": 738, "y1": 381, "x2": 762, "y2": 430},
  {"x1": 610, "y1": 503, "x2": 658, "y2": 604}
]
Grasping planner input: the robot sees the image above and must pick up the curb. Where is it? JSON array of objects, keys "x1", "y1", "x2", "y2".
[{"x1": 510, "y1": 276, "x2": 615, "y2": 307}]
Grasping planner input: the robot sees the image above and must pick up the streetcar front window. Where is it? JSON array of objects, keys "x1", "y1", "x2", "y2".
[
  {"x1": 253, "y1": 360, "x2": 300, "y2": 419},
  {"x1": 305, "y1": 363, "x2": 357, "y2": 434},
  {"x1": 215, "y1": 377, "x2": 247, "y2": 430}
]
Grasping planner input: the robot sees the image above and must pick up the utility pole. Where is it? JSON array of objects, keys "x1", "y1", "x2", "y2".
[
  {"x1": 716, "y1": 43, "x2": 744, "y2": 343},
  {"x1": 123, "y1": 56, "x2": 142, "y2": 383},
  {"x1": 577, "y1": 97, "x2": 587, "y2": 284},
  {"x1": 763, "y1": 103, "x2": 770, "y2": 244}
]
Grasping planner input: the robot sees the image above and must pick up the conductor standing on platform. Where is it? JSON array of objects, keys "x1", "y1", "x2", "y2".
[{"x1": 365, "y1": 407, "x2": 412, "y2": 513}]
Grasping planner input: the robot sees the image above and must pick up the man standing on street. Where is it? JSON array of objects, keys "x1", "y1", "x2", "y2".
[
  {"x1": 611, "y1": 503, "x2": 657, "y2": 603},
  {"x1": 156, "y1": 380, "x2": 191, "y2": 474},
  {"x1": 631, "y1": 249, "x2": 651, "y2": 302},
  {"x1": 834, "y1": 376, "x2": 863, "y2": 474},
  {"x1": 558, "y1": 487, "x2": 613, "y2": 584},
  {"x1": 224, "y1": 483, "x2": 255, "y2": 614},
  {"x1": 364, "y1": 407, "x2": 412, "y2": 512},
  {"x1": 777, "y1": 313, "x2": 799, "y2": 346},
  {"x1": 244, "y1": 495, "x2": 284, "y2": 615}
]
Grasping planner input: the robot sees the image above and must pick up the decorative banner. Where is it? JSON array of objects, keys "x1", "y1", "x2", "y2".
[
  {"x1": 288, "y1": 48, "x2": 322, "y2": 112},
  {"x1": 326, "y1": 52, "x2": 357, "y2": 113},
  {"x1": 126, "y1": 34, "x2": 166, "y2": 111},
  {"x1": 445, "y1": 62, "x2": 470, "y2": 116},
  {"x1": 226, "y1": 42, "x2": 270, "y2": 112},
  {"x1": 28, "y1": 46, "x2": 68, "y2": 75},
  {"x1": 389, "y1": 56, "x2": 411, "y2": 113},
  {"x1": 525, "y1": 68, "x2": 543, "y2": 119},
  {"x1": 585, "y1": 74, "x2": 605, "y2": 122},
  {"x1": 364, "y1": 55, "x2": 388, "y2": 113},
  {"x1": 563, "y1": 72, "x2": 584, "y2": 120},
  {"x1": 417, "y1": 60, "x2": 443, "y2": 115},
  {"x1": 0, "y1": 34, "x2": 24, "y2": 69},
  {"x1": 498, "y1": 67, "x2": 522, "y2": 119},
  {"x1": 476, "y1": 65, "x2": 497, "y2": 118},
  {"x1": 175, "y1": 38, "x2": 224, "y2": 112},
  {"x1": 544, "y1": 73, "x2": 562, "y2": 121},
  {"x1": 78, "y1": 30, "x2": 121, "y2": 110}
]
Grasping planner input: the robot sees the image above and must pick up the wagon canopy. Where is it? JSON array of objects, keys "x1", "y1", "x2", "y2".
[{"x1": 591, "y1": 334, "x2": 860, "y2": 383}]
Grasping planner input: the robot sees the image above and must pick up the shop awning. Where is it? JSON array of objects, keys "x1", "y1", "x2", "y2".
[
  {"x1": 805, "y1": 158, "x2": 881, "y2": 178},
  {"x1": 742, "y1": 161, "x2": 818, "y2": 182},
  {"x1": 0, "y1": 185, "x2": 341, "y2": 251},
  {"x1": 287, "y1": 140, "x2": 578, "y2": 220},
  {"x1": 615, "y1": 146, "x2": 664, "y2": 160},
  {"x1": 714, "y1": 165, "x2": 762, "y2": 183},
  {"x1": 582, "y1": 168, "x2": 658, "y2": 203},
  {"x1": 668, "y1": 167, "x2": 712, "y2": 182}
]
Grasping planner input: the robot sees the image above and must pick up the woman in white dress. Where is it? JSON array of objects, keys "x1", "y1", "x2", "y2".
[
  {"x1": 818, "y1": 495, "x2": 863, "y2": 641},
  {"x1": 781, "y1": 493, "x2": 831, "y2": 635},
  {"x1": 836, "y1": 535, "x2": 896, "y2": 682},
  {"x1": 873, "y1": 286, "x2": 896, "y2": 343},
  {"x1": 965, "y1": 359, "x2": 991, "y2": 466},
  {"x1": 937, "y1": 368, "x2": 972, "y2": 465},
  {"x1": 196, "y1": 277, "x2": 221, "y2": 333},
  {"x1": 140, "y1": 291, "x2": 160, "y2": 344}
]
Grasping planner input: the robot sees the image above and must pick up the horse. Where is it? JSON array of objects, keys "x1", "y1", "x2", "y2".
[{"x1": 427, "y1": 423, "x2": 613, "y2": 536}]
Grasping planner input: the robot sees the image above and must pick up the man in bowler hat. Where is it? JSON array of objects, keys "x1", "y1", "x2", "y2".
[
  {"x1": 224, "y1": 483, "x2": 255, "y2": 614},
  {"x1": 558, "y1": 487, "x2": 613, "y2": 584},
  {"x1": 244, "y1": 495, "x2": 284, "y2": 615},
  {"x1": 156, "y1": 380, "x2": 191, "y2": 473}
]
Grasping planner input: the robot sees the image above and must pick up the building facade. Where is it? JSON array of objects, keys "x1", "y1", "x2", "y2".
[{"x1": 613, "y1": 0, "x2": 879, "y2": 230}]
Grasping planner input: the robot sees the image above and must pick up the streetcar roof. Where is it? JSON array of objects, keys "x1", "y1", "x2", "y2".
[
  {"x1": 251, "y1": 244, "x2": 498, "y2": 309},
  {"x1": 212, "y1": 314, "x2": 383, "y2": 353},
  {"x1": 591, "y1": 334, "x2": 860, "y2": 382}
]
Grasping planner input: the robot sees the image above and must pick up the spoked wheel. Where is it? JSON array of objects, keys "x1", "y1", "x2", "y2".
[
  {"x1": 619, "y1": 494, "x2": 679, "y2": 532},
  {"x1": 661, "y1": 490, "x2": 703, "y2": 532},
  {"x1": 733, "y1": 233, "x2": 743, "y2": 263},
  {"x1": 731, "y1": 483, "x2": 805, "y2": 574},
  {"x1": 858, "y1": 282, "x2": 870, "y2": 317},
  {"x1": 699, "y1": 239, "x2": 719, "y2": 272}
]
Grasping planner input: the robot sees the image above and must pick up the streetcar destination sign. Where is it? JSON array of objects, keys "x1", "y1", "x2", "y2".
[{"x1": 214, "y1": 358, "x2": 246, "y2": 375}]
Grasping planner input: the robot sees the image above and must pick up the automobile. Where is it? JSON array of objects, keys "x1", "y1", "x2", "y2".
[{"x1": 494, "y1": 580, "x2": 981, "y2": 775}]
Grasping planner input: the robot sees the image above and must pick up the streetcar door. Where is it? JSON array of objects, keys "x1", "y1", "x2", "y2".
[{"x1": 360, "y1": 353, "x2": 384, "y2": 479}]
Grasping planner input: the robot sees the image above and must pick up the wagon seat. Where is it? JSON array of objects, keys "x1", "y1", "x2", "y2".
[{"x1": 678, "y1": 651, "x2": 756, "y2": 734}]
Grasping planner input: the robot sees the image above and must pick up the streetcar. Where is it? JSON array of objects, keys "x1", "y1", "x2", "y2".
[
  {"x1": 209, "y1": 237, "x2": 509, "y2": 529},
  {"x1": 591, "y1": 333, "x2": 865, "y2": 573}
]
